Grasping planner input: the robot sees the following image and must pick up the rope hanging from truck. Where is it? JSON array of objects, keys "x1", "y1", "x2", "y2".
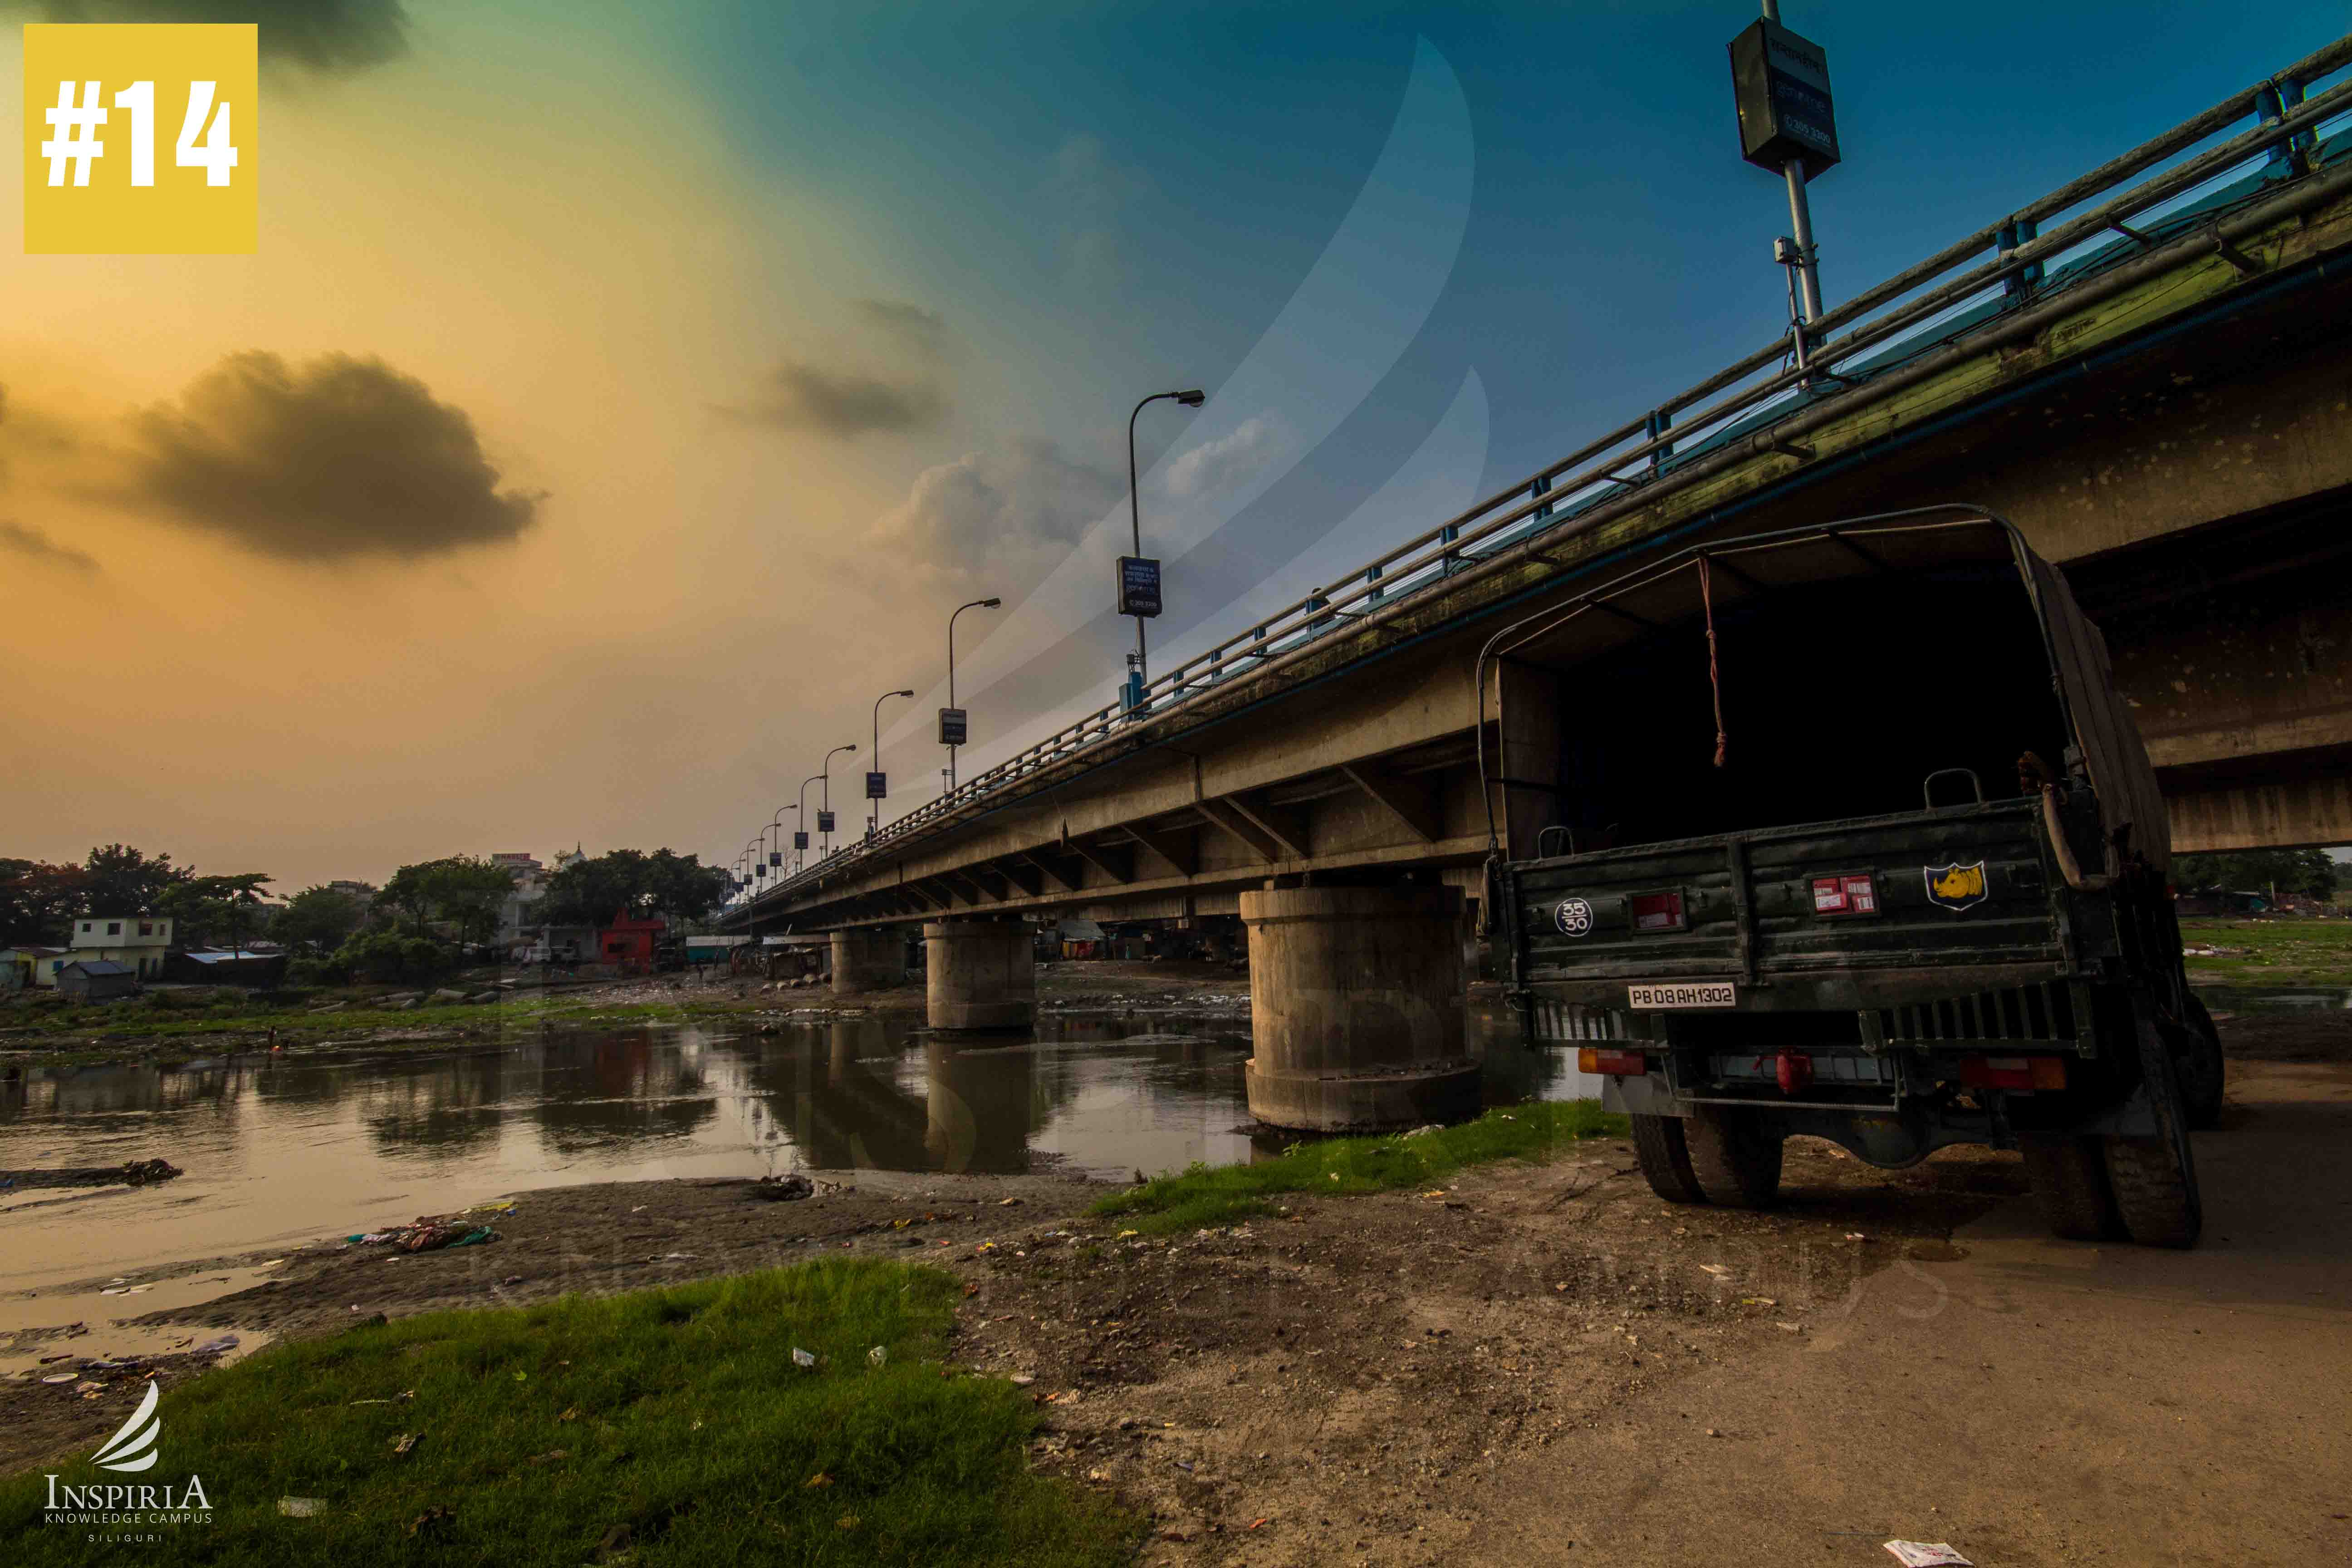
[{"x1": 1700, "y1": 554, "x2": 1728, "y2": 769}]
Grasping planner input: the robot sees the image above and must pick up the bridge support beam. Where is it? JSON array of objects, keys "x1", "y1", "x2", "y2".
[
  {"x1": 924, "y1": 917, "x2": 1034, "y2": 1030},
  {"x1": 830, "y1": 926, "x2": 906, "y2": 997},
  {"x1": 1241, "y1": 884, "x2": 1479, "y2": 1132}
]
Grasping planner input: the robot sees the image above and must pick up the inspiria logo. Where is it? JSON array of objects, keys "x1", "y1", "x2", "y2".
[{"x1": 43, "y1": 1381, "x2": 214, "y2": 1533}]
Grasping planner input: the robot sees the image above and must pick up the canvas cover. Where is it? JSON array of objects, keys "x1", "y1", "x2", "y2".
[
  {"x1": 1489, "y1": 511, "x2": 2171, "y2": 872},
  {"x1": 2018, "y1": 546, "x2": 2172, "y2": 873}
]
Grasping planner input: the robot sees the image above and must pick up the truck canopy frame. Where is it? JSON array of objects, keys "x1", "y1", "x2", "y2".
[{"x1": 1472, "y1": 505, "x2": 2169, "y2": 875}]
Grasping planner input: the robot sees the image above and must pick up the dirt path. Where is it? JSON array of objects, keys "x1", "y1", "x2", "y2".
[{"x1": 9, "y1": 1056, "x2": 2345, "y2": 1568}]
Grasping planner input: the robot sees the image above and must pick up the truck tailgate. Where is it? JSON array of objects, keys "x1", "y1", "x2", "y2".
[{"x1": 1507, "y1": 798, "x2": 2062, "y2": 1001}]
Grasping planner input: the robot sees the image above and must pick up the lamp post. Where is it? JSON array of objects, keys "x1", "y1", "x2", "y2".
[
  {"x1": 944, "y1": 596, "x2": 1002, "y2": 792},
  {"x1": 768, "y1": 805, "x2": 796, "y2": 883},
  {"x1": 871, "y1": 688, "x2": 915, "y2": 837},
  {"x1": 1125, "y1": 387, "x2": 1205, "y2": 689},
  {"x1": 796, "y1": 773, "x2": 825, "y2": 873},
  {"x1": 821, "y1": 744, "x2": 857, "y2": 859}
]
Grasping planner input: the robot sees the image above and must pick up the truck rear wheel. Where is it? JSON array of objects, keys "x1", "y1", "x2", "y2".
[
  {"x1": 2019, "y1": 1134, "x2": 2120, "y2": 1241},
  {"x1": 1685, "y1": 1107, "x2": 1783, "y2": 1208},
  {"x1": 1630, "y1": 1114, "x2": 1707, "y2": 1204}
]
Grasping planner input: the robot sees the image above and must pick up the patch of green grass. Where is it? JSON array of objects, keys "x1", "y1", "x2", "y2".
[
  {"x1": 1, "y1": 1261, "x2": 1133, "y2": 1568},
  {"x1": 2181, "y1": 917, "x2": 2352, "y2": 989},
  {"x1": 1093, "y1": 1100, "x2": 1626, "y2": 1234}
]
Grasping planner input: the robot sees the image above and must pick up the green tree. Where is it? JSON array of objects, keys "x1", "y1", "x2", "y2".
[
  {"x1": 375, "y1": 857, "x2": 515, "y2": 944},
  {"x1": 273, "y1": 885, "x2": 370, "y2": 956},
  {"x1": 539, "y1": 849, "x2": 730, "y2": 926},
  {"x1": 158, "y1": 873, "x2": 274, "y2": 951},
  {"x1": 0, "y1": 859, "x2": 91, "y2": 945},
  {"x1": 81, "y1": 844, "x2": 191, "y2": 915},
  {"x1": 2173, "y1": 849, "x2": 2337, "y2": 902}
]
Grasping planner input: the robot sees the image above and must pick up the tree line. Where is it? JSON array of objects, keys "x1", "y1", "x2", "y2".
[{"x1": 1, "y1": 845, "x2": 734, "y2": 963}]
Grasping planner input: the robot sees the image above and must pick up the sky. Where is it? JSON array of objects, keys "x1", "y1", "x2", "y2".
[{"x1": 3, "y1": 0, "x2": 2345, "y2": 891}]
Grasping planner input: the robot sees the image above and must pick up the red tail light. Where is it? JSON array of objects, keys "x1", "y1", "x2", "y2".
[
  {"x1": 1811, "y1": 874, "x2": 1878, "y2": 915},
  {"x1": 1577, "y1": 1047, "x2": 1649, "y2": 1077},
  {"x1": 1960, "y1": 1055, "x2": 2067, "y2": 1092},
  {"x1": 1630, "y1": 891, "x2": 1685, "y2": 931}
]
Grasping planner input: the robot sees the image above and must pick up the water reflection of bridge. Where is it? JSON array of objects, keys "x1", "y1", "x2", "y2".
[{"x1": 744, "y1": 1021, "x2": 1082, "y2": 1175}]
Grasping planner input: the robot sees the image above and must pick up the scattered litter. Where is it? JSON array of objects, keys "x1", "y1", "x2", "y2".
[
  {"x1": 463, "y1": 1200, "x2": 519, "y2": 1218},
  {"x1": 630, "y1": 1205, "x2": 647, "y2": 1214},
  {"x1": 1419, "y1": 1190, "x2": 1448, "y2": 1199},
  {"x1": 192, "y1": 1335, "x2": 239, "y2": 1357},
  {"x1": 74, "y1": 1380, "x2": 103, "y2": 1394},
  {"x1": 558, "y1": 1407, "x2": 579, "y2": 1422},
  {"x1": 513, "y1": 1371, "x2": 527, "y2": 1383},
  {"x1": 806, "y1": 1473, "x2": 833, "y2": 1489},
  {"x1": 1401, "y1": 1125, "x2": 1441, "y2": 1139},
  {"x1": 99, "y1": 1287, "x2": 129, "y2": 1297},
  {"x1": 255, "y1": 1259, "x2": 284, "y2": 1269},
  {"x1": 792, "y1": 1347, "x2": 818, "y2": 1369},
  {"x1": 1776, "y1": 1322, "x2": 1805, "y2": 1333},
  {"x1": 867, "y1": 1345, "x2": 887, "y2": 1366},
  {"x1": 1883, "y1": 1544, "x2": 1971, "y2": 1568},
  {"x1": 664, "y1": 1252, "x2": 697, "y2": 1261},
  {"x1": 1117, "y1": 1229, "x2": 1140, "y2": 1239},
  {"x1": 1008, "y1": 1374, "x2": 1035, "y2": 1387},
  {"x1": 751, "y1": 1173, "x2": 814, "y2": 1201},
  {"x1": 277, "y1": 1497, "x2": 327, "y2": 1519},
  {"x1": 1740, "y1": 1297, "x2": 1776, "y2": 1308},
  {"x1": 1250, "y1": 1517, "x2": 1269, "y2": 1530},
  {"x1": 407, "y1": 1505, "x2": 456, "y2": 1537},
  {"x1": 1845, "y1": 1233, "x2": 1872, "y2": 1243},
  {"x1": 40, "y1": 1373, "x2": 76, "y2": 1385},
  {"x1": 998, "y1": 1196, "x2": 1024, "y2": 1207},
  {"x1": 347, "y1": 1215, "x2": 500, "y2": 1253},
  {"x1": 1699, "y1": 1264, "x2": 1732, "y2": 1278},
  {"x1": 390, "y1": 1432, "x2": 419, "y2": 1456}
]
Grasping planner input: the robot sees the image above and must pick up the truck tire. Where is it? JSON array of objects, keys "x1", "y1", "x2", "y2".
[
  {"x1": 2175, "y1": 995, "x2": 2225, "y2": 1130},
  {"x1": 2019, "y1": 1134, "x2": 2120, "y2": 1241},
  {"x1": 1630, "y1": 1114, "x2": 1707, "y2": 1205},
  {"x1": 1685, "y1": 1107, "x2": 1783, "y2": 1208},
  {"x1": 2105, "y1": 1018, "x2": 2203, "y2": 1248}
]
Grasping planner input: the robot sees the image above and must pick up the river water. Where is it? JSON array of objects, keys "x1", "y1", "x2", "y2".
[{"x1": 1, "y1": 1007, "x2": 1584, "y2": 1302}]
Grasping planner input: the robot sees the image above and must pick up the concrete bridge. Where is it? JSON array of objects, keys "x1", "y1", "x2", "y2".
[{"x1": 725, "y1": 38, "x2": 2352, "y2": 1129}]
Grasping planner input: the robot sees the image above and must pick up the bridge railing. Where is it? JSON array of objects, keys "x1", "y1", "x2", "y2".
[{"x1": 740, "y1": 32, "x2": 2352, "y2": 915}]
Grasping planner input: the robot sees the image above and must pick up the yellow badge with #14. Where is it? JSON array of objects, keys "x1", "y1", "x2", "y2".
[{"x1": 23, "y1": 23, "x2": 256, "y2": 254}]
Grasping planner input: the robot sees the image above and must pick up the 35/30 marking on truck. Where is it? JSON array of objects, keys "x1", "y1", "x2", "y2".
[
  {"x1": 1553, "y1": 897, "x2": 1594, "y2": 936},
  {"x1": 1627, "y1": 981, "x2": 1737, "y2": 1009}
]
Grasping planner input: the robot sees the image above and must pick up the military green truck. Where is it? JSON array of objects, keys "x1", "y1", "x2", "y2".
[{"x1": 1486, "y1": 507, "x2": 2220, "y2": 1247}]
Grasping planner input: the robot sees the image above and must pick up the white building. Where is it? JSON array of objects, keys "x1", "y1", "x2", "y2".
[{"x1": 62, "y1": 915, "x2": 174, "y2": 981}]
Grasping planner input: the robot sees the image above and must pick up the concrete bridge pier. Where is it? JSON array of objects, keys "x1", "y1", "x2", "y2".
[
  {"x1": 924, "y1": 917, "x2": 1035, "y2": 1030},
  {"x1": 830, "y1": 926, "x2": 906, "y2": 996},
  {"x1": 1241, "y1": 884, "x2": 1480, "y2": 1132}
]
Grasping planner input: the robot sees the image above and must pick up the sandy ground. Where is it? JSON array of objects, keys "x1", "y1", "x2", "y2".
[{"x1": 7, "y1": 1045, "x2": 2347, "y2": 1566}]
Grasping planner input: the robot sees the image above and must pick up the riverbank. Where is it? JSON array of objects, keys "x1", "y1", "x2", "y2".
[
  {"x1": 0, "y1": 960, "x2": 1253, "y2": 1066},
  {"x1": 1, "y1": 1258, "x2": 1135, "y2": 1567},
  {"x1": 7, "y1": 1057, "x2": 2349, "y2": 1565}
]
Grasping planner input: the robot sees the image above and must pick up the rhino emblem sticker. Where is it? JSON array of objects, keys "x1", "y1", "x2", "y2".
[
  {"x1": 1924, "y1": 862, "x2": 1989, "y2": 911},
  {"x1": 1553, "y1": 897, "x2": 1594, "y2": 937}
]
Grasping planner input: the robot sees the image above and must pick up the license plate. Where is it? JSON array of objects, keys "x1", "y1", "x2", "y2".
[{"x1": 1627, "y1": 981, "x2": 1737, "y2": 1010}]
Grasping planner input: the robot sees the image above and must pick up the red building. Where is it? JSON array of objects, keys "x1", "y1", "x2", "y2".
[{"x1": 598, "y1": 913, "x2": 666, "y2": 975}]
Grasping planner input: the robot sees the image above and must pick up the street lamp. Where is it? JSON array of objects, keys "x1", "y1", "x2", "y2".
[
  {"x1": 871, "y1": 688, "x2": 915, "y2": 836},
  {"x1": 821, "y1": 744, "x2": 857, "y2": 859},
  {"x1": 1125, "y1": 387, "x2": 1205, "y2": 692},
  {"x1": 769, "y1": 806, "x2": 796, "y2": 881},
  {"x1": 797, "y1": 772, "x2": 825, "y2": 873},
  {"x1": 944, "y1": 596, "x2": 1002, "y2": 792}
]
